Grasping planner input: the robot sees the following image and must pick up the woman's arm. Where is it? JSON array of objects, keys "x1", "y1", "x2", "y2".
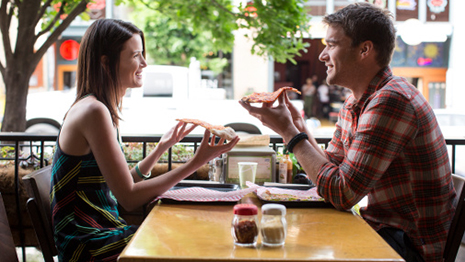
[
  {"x1": 129, "y1": 122, "x2": 196, "y2": 182},
  {"x1": 83, "y1": 103, "x2": 239, "y2": 211}
]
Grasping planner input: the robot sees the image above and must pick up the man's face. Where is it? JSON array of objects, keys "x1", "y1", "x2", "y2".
[{"x1": 318, "y1": 25, "x2": 360, "y2": 89}]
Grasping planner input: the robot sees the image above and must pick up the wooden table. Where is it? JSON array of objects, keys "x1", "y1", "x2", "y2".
[{"x1": 118, "y1": 194, "x2": 404, "y2": 262}]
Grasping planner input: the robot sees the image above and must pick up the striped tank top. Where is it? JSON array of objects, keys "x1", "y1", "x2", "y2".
[{"x1": 50, "y1": 135, "x2": 138, "y2": 262}]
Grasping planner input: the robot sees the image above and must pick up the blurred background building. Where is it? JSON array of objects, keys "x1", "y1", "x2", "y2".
[{"x1": 1, "y1": 0, "x2": 463, "y2": 111}]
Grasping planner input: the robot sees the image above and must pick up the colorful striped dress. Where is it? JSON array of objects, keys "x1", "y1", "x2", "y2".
[{"x1": 51, "y1": 139, "x2": 138, "y2": 262}]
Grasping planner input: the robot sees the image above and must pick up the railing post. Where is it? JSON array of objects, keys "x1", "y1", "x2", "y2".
[{"x1": 14, "y1": 140, "x2": 26, "y2": 262}]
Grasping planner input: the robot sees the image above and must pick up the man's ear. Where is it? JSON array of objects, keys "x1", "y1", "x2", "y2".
[{"x1": 360, "y1": 40, "x2": 374, "y2": 58}]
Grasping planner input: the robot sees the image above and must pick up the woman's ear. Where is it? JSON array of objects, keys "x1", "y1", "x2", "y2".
[{"x1": 100, "y1": 55, "x2": 109, "y2": 70}]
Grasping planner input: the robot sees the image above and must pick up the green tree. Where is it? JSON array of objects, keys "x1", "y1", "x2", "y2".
[
  {"x1": 130, "y1": 7, "x2": 229, "y2": 74},
  {"x1": 0, "y1": 0, "x2": 91, "y2": 132},
  {"x1": 0, "y1": 0, "x2": 310, "y2": 132},
  {"x1": 126, "y1": 0, "x2": 310, "y2": 64}
]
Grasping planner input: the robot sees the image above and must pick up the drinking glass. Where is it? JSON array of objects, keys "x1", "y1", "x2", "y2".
[{"x1": 238, "y1": 162, "x2": 258, "y2": 189}]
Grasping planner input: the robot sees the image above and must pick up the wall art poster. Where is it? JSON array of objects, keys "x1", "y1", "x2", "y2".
[
  {"x1": 428, "y1": 0, "x2": 447, "y2": 13},
  {"x1": 397, "y1": 0, "x2": 417, "y2": 11}
]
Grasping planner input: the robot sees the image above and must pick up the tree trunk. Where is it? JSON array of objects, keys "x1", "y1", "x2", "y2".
[
  {"x1": 0, "y1": 0, "x2": 89, "y2": 132},
  {"x1": 1, "y1": 61, "x2": 30, "y2": 132}
]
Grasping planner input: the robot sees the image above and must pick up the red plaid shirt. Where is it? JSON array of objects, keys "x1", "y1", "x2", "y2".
[{"x1": 316, "y1": 67, "x2": 456, "y2": 262}]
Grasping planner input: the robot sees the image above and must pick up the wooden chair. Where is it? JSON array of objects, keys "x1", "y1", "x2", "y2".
[
  {"x1": 443, "y1": 173, "x2": 465, "y2": 262},
  {"x1": 22, "y1": 166, "x2": 58, "y2": 262},
  {"x1": 0, "y1": 192, "x2": 19, "y2": 262}
]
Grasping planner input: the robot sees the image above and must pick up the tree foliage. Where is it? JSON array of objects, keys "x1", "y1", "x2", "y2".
[
  {"x1": 0, "y1": 0, "x2": 310, "y2": 132},
  {"x1": 122, "y1": 0, "x2": 311, "y2": 64},
  {"x1": 129, "y1": 5, "x2": 229, "y2": 74}
]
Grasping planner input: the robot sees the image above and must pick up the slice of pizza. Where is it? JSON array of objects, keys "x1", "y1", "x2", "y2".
[
  {"x1": 241, "y1": 86, "x2": 301, "y2": 103},
  {"x1": 176, "y1": 118, "x2": 237, "y2": 141}
]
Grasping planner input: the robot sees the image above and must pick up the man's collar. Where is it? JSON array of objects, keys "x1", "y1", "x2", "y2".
[{"x1": 346, "y1": 67, "x2": 393, "y2": 110}]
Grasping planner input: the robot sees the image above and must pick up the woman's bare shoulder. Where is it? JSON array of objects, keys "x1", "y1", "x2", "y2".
[
  {"x1": 69, "y1": 97, "x2": 110, "y2": 122},
  {"x1": 63, "y1": 96, "x2": 114, "y2": 137},
  {"x1": 60, "y1": 97, "x2": 114, "y2": 155}
]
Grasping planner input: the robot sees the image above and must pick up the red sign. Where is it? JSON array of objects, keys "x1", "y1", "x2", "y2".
[
  {"x1": 60, "y1": 40, "x2": 80, "y2": 61},
  {"x1": 244, "y1": 1, "x2": 257, "y2": 17}
]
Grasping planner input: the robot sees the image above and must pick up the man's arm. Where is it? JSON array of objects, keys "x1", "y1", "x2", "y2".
[
  {"x1": 238, "y1": 92, "x2": 329, "y2": 183},
  {"x1": 291, "y1": 138, "x2": 329, "y2": 186},
  {"x1": 316, "y1": 92, "x2": 418, "y2": 210}
]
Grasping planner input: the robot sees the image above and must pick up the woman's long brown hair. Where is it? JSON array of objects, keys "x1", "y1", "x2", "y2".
[{"x1": 73, "y1": 19, "x2": 146, "y2": 127}]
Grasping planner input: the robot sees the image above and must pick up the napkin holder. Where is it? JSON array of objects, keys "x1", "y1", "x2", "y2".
[{"x1": 223, "y1": 145, "x2": 276, "y2": 185}]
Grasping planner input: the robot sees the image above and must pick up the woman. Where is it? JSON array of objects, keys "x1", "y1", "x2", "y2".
[{"x1": 50, "y1": 19, "x2": 239, "y2": 262}]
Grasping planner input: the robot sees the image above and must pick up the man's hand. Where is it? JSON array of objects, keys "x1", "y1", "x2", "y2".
[
  {"x1": 239, "y1": 92, "x2": 300, "y2": 142},
  {"x1": 283, "y1": 92, "x2": 309, "y2": 134}
]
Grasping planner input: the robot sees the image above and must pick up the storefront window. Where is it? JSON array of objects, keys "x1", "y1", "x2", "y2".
[
  {"x1": 391, "y1": 37, "x2": 450, "y2": 68},
  {"x1": 335, "y1": 0, "x2": 356, "y2": 11},
  {"x1": 396, "y1": 0, "x2": 419, "y2": 21},
  {"x1": 305, "y1": 0, "x2": 327, "y2": 16},
  {"x1": 426, "y1": 0, "x2": 449, "y2": 22}
]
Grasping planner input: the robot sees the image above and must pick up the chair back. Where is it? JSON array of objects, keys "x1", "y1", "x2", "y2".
[
  {"x1": 443, "y1": 173, "x2": 465, "y2": 262},
  {"x1": 22, "y1": 166, "x2": 58, "y2": 262},
  {"x1": 225, "y1": 122, "x2": 262, "y2": 134},
  {"x1": 0, "y1": 193, "x2": 19, "y2": 262}
]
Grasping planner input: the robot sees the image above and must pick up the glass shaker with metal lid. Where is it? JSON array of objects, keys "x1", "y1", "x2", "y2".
[
  {"x1": 231, "y1": 204, "x2": 259, "y2": 247},
  {"x1": 260, "y1": 203, "x2": 287, "y2": 247}
]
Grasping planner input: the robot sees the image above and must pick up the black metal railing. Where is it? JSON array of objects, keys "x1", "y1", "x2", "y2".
[{"x1": 0, "y1": 132, "x2": 463, "y2": 262}]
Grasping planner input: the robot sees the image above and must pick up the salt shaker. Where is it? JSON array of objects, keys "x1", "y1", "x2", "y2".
[
  {"x1": 231, "y1": 204, "x2": 259, "y2": 247},
  {"x1": 260, "y1": 203, "x2": 287, "y2": 247}
]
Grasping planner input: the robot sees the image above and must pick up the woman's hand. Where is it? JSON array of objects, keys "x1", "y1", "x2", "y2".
[
  {"x1": 158, "y1": 122, "x2": 196, "y2": 151},
  {"x1": 193, "y1": 130, "x2": 240, "y2": 163}
]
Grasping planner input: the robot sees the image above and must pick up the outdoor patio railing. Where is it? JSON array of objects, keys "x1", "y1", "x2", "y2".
[{"x1": 0, "y1": 132, "x2": 463, "y2": 262}]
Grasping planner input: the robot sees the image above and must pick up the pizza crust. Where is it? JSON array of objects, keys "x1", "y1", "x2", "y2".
[
  {"x1": 241, "y1": 86, "x2": 301, "y2": 103},
  {"x1": 210, "y1": 127, "x2": 237, "y2": 141},
  {"x1": 176, "y1": 118, "x2": 238, "y2": 140}
]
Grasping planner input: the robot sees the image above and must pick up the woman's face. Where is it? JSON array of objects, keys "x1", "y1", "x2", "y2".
[{"x1": 118, "y1": 34, "x2": 147, "y2": 89}]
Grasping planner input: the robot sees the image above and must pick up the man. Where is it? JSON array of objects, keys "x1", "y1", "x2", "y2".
[{"x1": 239, "y1": 3, "x2": 456, "y2": 262}]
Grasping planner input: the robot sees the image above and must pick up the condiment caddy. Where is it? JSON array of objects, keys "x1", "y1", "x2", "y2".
[{"x1": 231, "y1": 203, "x2": 287, "y2": 247}]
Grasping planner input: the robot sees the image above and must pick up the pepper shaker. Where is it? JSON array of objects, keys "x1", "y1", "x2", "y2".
[{"x1": 231, "y1": 204, "x2": 259, "y2": 247}]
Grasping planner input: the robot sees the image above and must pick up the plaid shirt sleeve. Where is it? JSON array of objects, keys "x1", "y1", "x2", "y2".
[
  {"x1": 324, "y1": 119, "x2": 345, "y2": 166},
  {"x1": 316, "y1": 68, "x2": 455, "y2": 262},
  {"x1": 318, "y1": 89, "x2": 418, "y2": 210}
]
